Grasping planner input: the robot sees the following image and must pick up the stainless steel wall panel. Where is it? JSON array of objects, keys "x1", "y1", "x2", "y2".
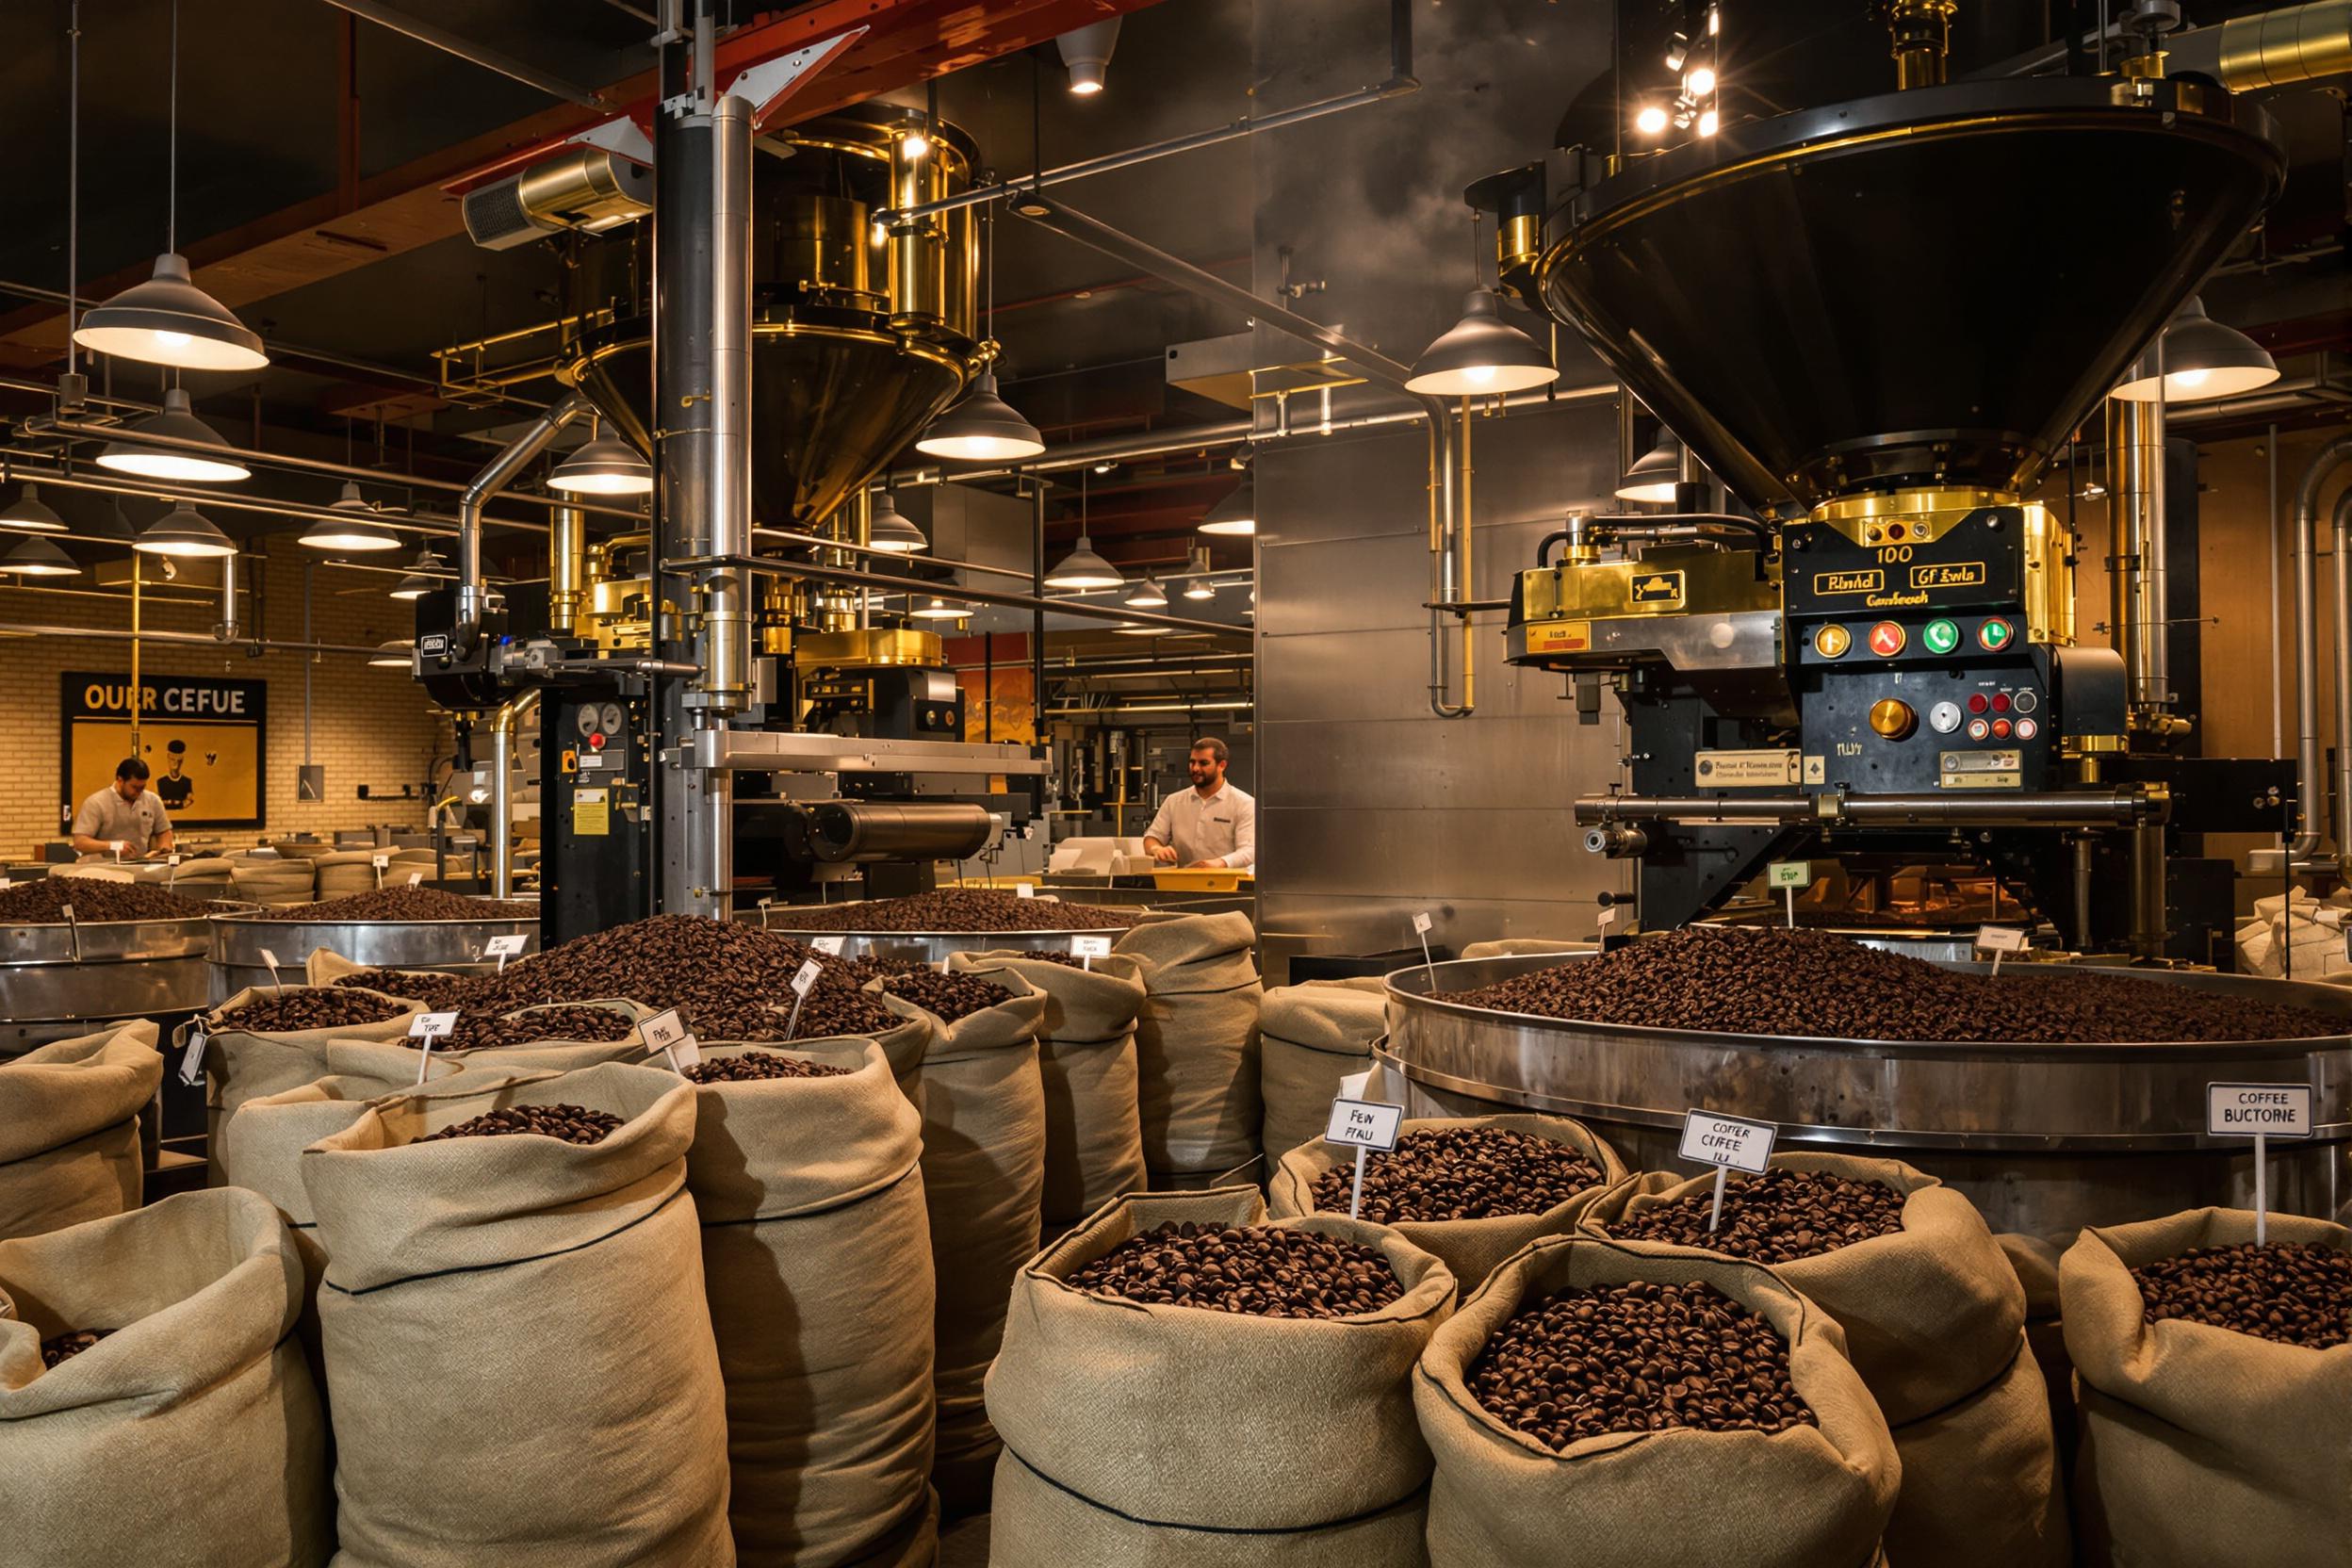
[{"x1": 1259, "y1": 713, "x2": 1592, "y2": 810}]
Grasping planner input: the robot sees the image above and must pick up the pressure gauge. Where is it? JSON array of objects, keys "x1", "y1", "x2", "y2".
[{"x1": 576, "y1": 706, "x2": 601, "y2": 739}]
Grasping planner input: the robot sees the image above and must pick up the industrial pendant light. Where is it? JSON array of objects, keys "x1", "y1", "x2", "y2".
[
  {"x1": 368, "y1": 639, "x2": 414, "y2": 668},
  {"x1": 72, "y1": 0, "x2": 267, "y2": 373},
  {"x1": 1045, "y1": 533, "x2": 1121, "y2": 590},
  {"x1": 0, "y1": 484, "x2": 67, "y2": 532},
  {"x1": 868, "y1": 489, "x2": 929, "y2": 552},
  {"x1": 1615, "y1": 432, "x2": 1685, "y2": 503},
  {"x1": 0, "y1": 533, "x2": 81, "y2": 578},
  {"x1": 548, "y1": 422, "x2": 653, "y2": 495},
  {"x1": 1123, "y1": 576, "x2": 1168, "y2": 608},
  {"x1": 1405, "y1": 288, "x2": 1559, "y2": 396},
  {"x1": 133, "y1": 500, "x2": 235, "y2": 558},
  {"x1": 94, "y1": 387, "x2": 251, "y2": 482},
  {"x1": 1115, "y1": 622, "x2": 1169, "y2": 636},
  {"x1": 1057, "y1": 16, "x2": 1121, "y2": 94},
  {"x1": 1200, "y1": 475, "x2": 1255, "y2": 537},
  {"x1": 918, "y1": 208, "x2": 1045, "y2": 460},
  {"x1": 300, "y1": 482, "x2": 402, "y2": 551},
  {"x1": 389, "y1": 547, "x2": 448, "y2": 600},
  {"x1": 910, "y1": 596, "x2": 967, "y2": 620},
  {"x1": 1181, "y1": 545, "x2": 1217, "y2": 599},
  {"x1": 2112, "y1": 296, "x2": 2278, "y2": 403}
]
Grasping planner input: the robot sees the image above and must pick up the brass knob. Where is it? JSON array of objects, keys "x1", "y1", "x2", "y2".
[{"x1": 1869, "y1": 697, "x2": 1919, "y2": 741}]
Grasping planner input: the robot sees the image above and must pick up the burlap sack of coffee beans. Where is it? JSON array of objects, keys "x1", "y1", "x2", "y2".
[
  {"x1": 1114, "y1": 911, "x2": 1265, "y2": 1179},
  {"x1": 191, "y1": 985, "x2": 424, "y2": 1163},
  {"x1": 1270, "y1": 1114, "x2": 1627, "y2": 1291},
  {"x1": 301, "y1": 1062, "x2": 731, "y2": 1566},
  {"x1": 303, "y1": 947, "x2": 470, "y2": 997},
  {"x1": 681, "y1": 1040, "x2": 938, "y2": 1568},
  {"x1": 0, "y1": 1021, "x2": 162, "y2": 1242},
  {"x1": 1584, "y1": 1152, "x2": 2057, "y2": 1567},
  {"x1": 950, "y1": 950, "x2": 1148, "y2": 1229},
  {"x1": 0, "y1": 1188, "x2": 333, "y2": 1567},
  {"x1": 1414, "y1": 1233, "x2": 1898, "y2": 1568},
  {"x1": 1257, "y1": 977, "x2": 1389, "y2": 1166},
  {"x1": 2063, "y1": 1207, "x2": 2352, "y2": 1567},
  {"x1": 324, "y1": 999, "x2": 650, "y2": 1086},
  {"x1": 987, "y1": 1186, "x2": 1456, "y2": 1565},
  {"x1": 867, "y1": 975, "x2": 1047, "y2": 1511},
  {"x1": 1458, "y1": 939, "x2": 1591, "y2": 959}
]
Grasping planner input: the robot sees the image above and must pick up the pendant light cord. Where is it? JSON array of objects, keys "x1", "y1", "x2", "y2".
[
  {"x1": 168, "y1": 0, "x2": 179, "y2": 253},
  {"x1": 66, "y1": 0, "x2": 79, "y2": 371}
]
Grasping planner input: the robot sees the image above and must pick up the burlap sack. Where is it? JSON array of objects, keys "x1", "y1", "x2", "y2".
[
  {"x1": 0, "y1": 1187, "x2": 333, "y2": 1567},
  {"x1": 1413, "y1": 1233, "x2": 1900, "y2": 1568},
  {"x1": 302, "y1": 948, "x2": 468, "y2": 992},
  {"x1": 194, "y1": 985, "x2": 424, "y2": 1154},
  {"x1": 2063, "y1": 1207, "x2": 2352, "y2": 1566},
  {"x1": 703, "y1": 1004, "x2": 933, "y2": 1079},
  {"x1": 683, "y1": 1040, "x2": 937, "y2": 1568},
  {"x1": 1999, "y1": 1230, "x2": 2080, "y2": 1471},
  {"x1": 950, "y1": 950, "x2": 1147, "y2": 1227},
  {"x1": 1258, "y1": 977, "x2": 1388, "y2": 1164},
  {"x1": 323, "y1": 999, "x2": 649, "y2": 1085},
  {"x1": 872, "y1": 978, "x2": 1047, "y2": 1509},
  {"x1": 232, "y1": 860, "x2": 315, "y2": 905},
  {"x1": 988, "y1": 1185, "x2": 1456, "y2": 1565},
  {"x1": 1883, "y1": 1333, "x2": 2069, "y2": 1568},
  {"x1": 1270, "y1": 1113, "x2": 1629, "y2": 1290},
  {"x1": 0, "y1": 1021, "x2": 162, "y2": 1241},
  {"x1": 302, "y1": 1062, "x2": 732, "y2": 1567},
  {"x1": 1458, "y1": 939, "x2": 1591, "y2": 958},
  {"x1": 1115, "y1": 911, "x2": 1264, "y2": 1177},
  {"x1": 1583, "y1": 1152, "x2": 2024, "y2": 1424}
]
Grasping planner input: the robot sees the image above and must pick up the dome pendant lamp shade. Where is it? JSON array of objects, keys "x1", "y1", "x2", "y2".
[
  {"x1": 0, "y1": 484, "x2": 67, "y2": 532},
  {"x1": 133, "y1": 500, "x2": 235, "y2": 558},
  {"x1": 915, "y1": 370, "x2": 1046, "y2": 461},
  {"x1": 1045, "y1": 532, "x2": 1122, "y2": 590},
  {"x1": 368, "y1": 639, "x2": 414, "y2": 668},
  {"x1": 547, "y1": 433, "x2": 653, "y2": 495},
  {"x1": 300, "y1": 482, "x2": 403, "y2": 551},
  {"x1": 910, "y1": 596, "x2": 968, "y2": 620},
  {"x1": 1404, "y1": 288, "x2": 1559, "y2": 396},
  {"x1": 94, "y1": 388, "x2": 251, "y2": 482},
  {"x1": 1057, "y1": 16, "x2": 1121, "y2": 93},
  {"x1": 1123, "y1": 576, "x2": 1168, "y2": 608},
  {"x1": 390, "y1": 547, "x2": 448, "y2": 599},
  {"x1": 74, "y1": 253, "x2": 269, "y2": 373},
  {"x1": 1615, "y1": 432, "x2": 1685, "y2": 503},
  {"x1": 1199, "y1": 476, "x2": 1256, "y2": 536},
  {"x1": 867, "y1": 490, "x2": 929, "y2": 552},
  {"x1": 1, "y1": 533, "x2": 81, "y2": 577},
  {"x1": 2112, "y1": 295, "x2": 2278, "y2": 403}
]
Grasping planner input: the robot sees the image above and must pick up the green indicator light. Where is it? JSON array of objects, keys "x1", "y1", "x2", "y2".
[
  {"x1": 1922, "y1": 618, "x2": 1961, "y2": 655},
  {"x1": 1979, "y1": 618, "x2": 2015, "y2": 651}
]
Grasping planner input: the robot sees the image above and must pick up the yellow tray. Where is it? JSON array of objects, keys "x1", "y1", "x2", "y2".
[{"x1": 1149, "y1": 869, "x2": 1251, "y2": 892}]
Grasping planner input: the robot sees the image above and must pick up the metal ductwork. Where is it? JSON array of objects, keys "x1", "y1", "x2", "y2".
[{"x1": 463, "y1": 148, "x2": 653, "y2": 251}]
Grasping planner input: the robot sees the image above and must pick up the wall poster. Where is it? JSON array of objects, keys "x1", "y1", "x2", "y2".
[{"x1": 62, "y1": 672, "x2": 268, "y2": 829}]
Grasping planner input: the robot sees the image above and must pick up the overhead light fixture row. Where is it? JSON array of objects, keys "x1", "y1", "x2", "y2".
[
  {"x1": 1615, "y1": 432, "x2": 1685, "y2": 504},
  {"x1": 389, "y1": 547, "x2": 449, "y2": 600},
  {"x1": 548, "y1": 432, "x2": 654, "y2": 496},
  {"x1": 0, "y1": 484, "x2": 67, "y2": 532},
  {"x1": 1045, "y1": 533, "x2": 1122, "y2": 591},
  {"x1": 867, "y1": 490, "x2": 929, "y2": 552},
  {"x1": 1, "y1": 533, "x2": 81, "y2": 577},
  {"x1": 300, "y1": 482, "x2": 403, "y2": 551},
  {"x1": 1405, "y1": 288, "x2": 1559, "y2": 397},
  {"x1": 2112, "y1": 295, "x2": 2278, "y2": 404},
  {"x1": 134, "y1": 500, "x2": 236, "y2": 559},
  {"x1": 94, "y1": 388, "x2": 250, "y2": 483},
  {"x1": 916, "y1": 370, "x2": 1046, "y2": 461},
  {"x1": 1200, "y1": 476, "x2": 1256, "y2": 537}
]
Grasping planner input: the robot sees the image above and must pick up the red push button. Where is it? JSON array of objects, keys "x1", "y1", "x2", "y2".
[
  {"x1": 1869, "y1": 621, "x2": 1906, "y2": 657},
  {"x1": 588, "y1": 732, "x2": 607, "y2": 751},
  {"x1": 1967, "y1": 694, "x2": 1989, "y2": 715},
  {"x1": 1992, "y1": 718, "x2": 2013, "y2": 739},
  {"x1": 1991, "y1": 693, "x2": 2012, "y2": 713}
]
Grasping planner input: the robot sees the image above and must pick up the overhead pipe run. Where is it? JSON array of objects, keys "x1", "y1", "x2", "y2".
[
  {"x1": 453, "y1": 389, "x2": 592, "y2": 653},
  {"x1": 2333, "y1": 486, "x2": 2352, "y2": 878},
  {"x1": 489, "y1": 689, "x2": 541, "y2": 899},
  {"x1": 2286, "y1": 434, "x2": 2352, "y2": 858},
  {"x1": 670, "y1": 551, "x2": 1245, "y2": 638}
]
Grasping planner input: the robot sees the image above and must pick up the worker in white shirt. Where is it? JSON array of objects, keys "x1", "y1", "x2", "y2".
[
  {"x1": 1143, "y1": 736, "x2": 1255, "y2": 872},
  {"x1": 71, "y1": 756, "x2": 175, "y2": 860}
]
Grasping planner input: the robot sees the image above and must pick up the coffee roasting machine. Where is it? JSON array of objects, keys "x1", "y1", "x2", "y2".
[
  {"x1": 1485, "y1": 5, "x2": 2312, "y2": 964},
  {"x1": 408, "y1": 29, "x2": 1050, "y2": 943}
]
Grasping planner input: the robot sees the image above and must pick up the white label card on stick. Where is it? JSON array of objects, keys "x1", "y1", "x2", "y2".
[
  {"x1": 484, "y1": 933, "x2": 527, "y2": 972},
  {"x1": 1326, "y1": 1096, "x2": 1405, "y2": 1220},
  {"x1": 409, "y1": 1011, "x2": 460, "y2": 1041},
  {"x1": 641, "y1": 1007, "x2": 702, "y2": 1072},
  {"x1": 178, "y1": 1029, "x2": 208, "y2": 1086},
  {"x1": 257, "y1": 946, "x2": 283, "y2": 993},
  {"x1": 1412, "y1": 911, "x2": 1433, "y2": 935},
  {"x1": 1413, "y1": 911, "x2": 1437, "y2": 980},
  {"x1": 1017, "y1": 883, "x2": 1035, "y2": 899},
  {"x1": 791, "y1": 959, "x2": 823, "y2": 998},
  {"x1": 2208, "y1": 1081, "x2": 2313, "y2": 1247},
  {"x1": 406, "y1": 871, "x2": 423, "y2": 888},
  {"x1": 810, "y1": 935, "x2": 846, "y2": 956},
  {"x1": 1070, "y1": 933, "x2": 1111, "y2": 971},
  {"x1": 1680, "y1": 1109, "x2": 1776, "y2": 1233}
]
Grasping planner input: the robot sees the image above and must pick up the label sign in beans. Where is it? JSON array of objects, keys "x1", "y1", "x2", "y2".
[
  {"x1": 410, "y1": 1011, "x2": 460, "y2": 1042},
  {"x1": 2207, "y1": 1083, "x2": 2314, "y2": 1138},
  {"x1": 809, "y1": 935, "x2": 846, "y2": 956},
  {"x1": 1679, "y1": 1111, "x2": 1776, "y2": 1172},
  {"x1": 1325, "y1": 1098, "x2": 1404, "y2": 1152},
  {"x1": 641, "y1": 1006, "x2": 702, "y2": 1072}
]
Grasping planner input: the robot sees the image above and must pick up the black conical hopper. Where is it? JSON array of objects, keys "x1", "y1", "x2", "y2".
[
  {"x1": 567, "y1": 304, "x2": 972, "y2": 530},
  {"x1": 1538, "y1": 77, "x2": 2283, "y2": 510}
]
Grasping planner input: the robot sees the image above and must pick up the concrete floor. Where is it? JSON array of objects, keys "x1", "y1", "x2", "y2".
[{"x1": 939, "y1": 1511, "x2": 988, "y2": 1566}]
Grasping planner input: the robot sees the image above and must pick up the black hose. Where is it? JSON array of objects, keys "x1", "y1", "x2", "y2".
[{"x1": 1536, "y1": 530, "x2": 1570, "y2": 567}]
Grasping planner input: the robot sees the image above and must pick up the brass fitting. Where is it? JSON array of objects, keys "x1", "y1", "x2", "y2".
[{"x1": 1884, "y1": 0, "x2": 1959, "y2": 89}]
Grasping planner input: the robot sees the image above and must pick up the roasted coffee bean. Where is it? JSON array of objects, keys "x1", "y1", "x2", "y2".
[
  {"x1": 395, "y1": 1005, "x2": 636, "y2": 1053},
  {"x1": 1467, "y1": 1278, "x2": 1816, "y2": 1448},
  {"x1": 1308, "y1": 1126, "x2": 1605, "y2": 1223},
  {"x1": 0, "y1": 879, "x2": 209, "y2": 923},
  {"x1": 257, "y1": 888, "x2": 537, "y2": 922},
  {"x1": 1067, "y1": 1220, "x2": 1404, "y2": 1319},
  {"x1": 334, "y1": 969, "x2": 475, "y2": 1010},
  {"x1": 1601, "y1": 1168, "x2": 1905, "y2": 1264},
  {"x1": 873, "y1": 967, "x2": 1014, "y2": 1024},
  {"x1": 216, "y1": 988, "x2": 405, "y2": 1033},
  {"x1": 1457, "y1": 926, "x2": 2345, "y2": 1044},
  {"x1": 2132, "y1": 1241, "x2": 2352, "y2": 1348},
  {"x1": 416, "y1": 1102, "x2": 624, "y2": 1146},
  {"x1": 760, "y1": 888, "x2": 1135, "y2": 934},
  {"x1": 683, "y1": 1051, "x2": 856, "y2": 1085},
  {"x1": 40, "y1": 1329, "x2": 113, "y2": 1368}
]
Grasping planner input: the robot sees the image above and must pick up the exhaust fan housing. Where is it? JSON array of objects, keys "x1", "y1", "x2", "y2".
[{"x1": 464, "y1": 149, "x2": 652, "y2": 252}]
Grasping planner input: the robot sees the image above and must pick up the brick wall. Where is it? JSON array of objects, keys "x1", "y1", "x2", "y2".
[{"x1": 0, "y1": 545, "x2": 451, "y2": 856}]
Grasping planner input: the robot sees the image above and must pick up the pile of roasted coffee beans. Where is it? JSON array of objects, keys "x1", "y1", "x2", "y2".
[
  {"x1": 398, "y1": 1005, "x2": 635, "y2": 1053},
  {"x1": 2132, "y1": 1241, "x2": 2352, "y2": 1348},
  {"x1": 1067, "y1": 1220, "x2": 1404, "y2": 1319},
  {"x1": 683, "y1": 1051, "x2": 856, "y2": 1085},
  {"x1": 1602, "y1": 1168, "x2": 1905, "y2": 1265},
  {"x1": 1467, "y1": 1279, "x2": 1816, "y2": 1448},
  {"x1": 257, "y1": 888, "x2": 537, "y2": 922},
  {"x1": 40, "y1": 1329, "x2": 113, "y2": 1368},
  {"x1": 761, "y1": 888, "x2": 1135, "y2": 934},
  {"x1": 1309, "y1": 1126, "x2": 1605, "y2": 1223},
  {"x1": 217, "y1": 988, "x2": 405, "y2": 1033},
  {"x1": 333, "y1": 968, "x2": 474, "y2": 1010},
  {"x1": 417, "y1": 1103, "x2": 624, "y2": 1146},
  {"x1": 873, "y1": 966, "x2": 1014, "y2": 1024},
  {"x1": 1456, "y1": 926, "x2": 2346, "y2": 1043},
  {"x1": 0, "y1": 879, "x2": 209, "y2": 923}
]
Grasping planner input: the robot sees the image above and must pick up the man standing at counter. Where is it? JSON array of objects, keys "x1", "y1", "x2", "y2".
[
  {"x1": 71, "y1": 757, "x2": 174, "y2": 860},
  {"x1": 1143, "y1": 736, "x2": 1255, "y2": 872}
]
